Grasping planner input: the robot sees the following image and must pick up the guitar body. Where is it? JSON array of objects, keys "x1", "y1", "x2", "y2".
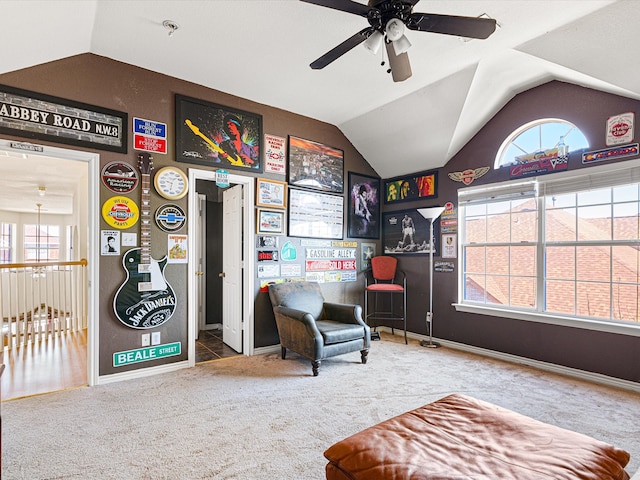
[{"x1": 113, "y1": 248, "x2": 176, "y2": 329}]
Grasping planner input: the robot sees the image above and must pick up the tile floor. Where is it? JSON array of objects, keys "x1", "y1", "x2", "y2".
[{"x1": 195, "y1": 329, "x2": 240, "y2": 362}]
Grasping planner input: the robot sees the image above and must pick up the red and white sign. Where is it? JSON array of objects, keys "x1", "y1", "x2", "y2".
[
  {"x1": 606, "y1": 112, "x2": 634, "y2": 146},
  {"x1": 134, "y1": 134, "x2": 167, "y2": 154},
  {"x1": 264, "y1": 134, "x2": 286, "y2": 175},
  {"x1": 305, "y1": 260, "x2": 357, "y2": 272}
]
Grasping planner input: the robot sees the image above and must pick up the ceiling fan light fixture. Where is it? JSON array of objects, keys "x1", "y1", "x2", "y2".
[
  {"x1": 363, "y1": 30, "x2": 384, "y2": 55},
  {"x1": 385, "y1": 18, "x2": 411, "y2": 55},
  {"x1": 392, "y1": 34, "x2": 411, "y2": 55}
]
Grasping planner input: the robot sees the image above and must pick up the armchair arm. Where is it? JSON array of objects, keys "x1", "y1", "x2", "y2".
[
  {"x1": 272, "y1": 305, "x2": 324, "y2": 360},
  {"x1": 322, "y1": 302, "x2": 366, "y2": 327},
  {"x1": 273, "y1": 306, "x2": 322, "y2": 336}
]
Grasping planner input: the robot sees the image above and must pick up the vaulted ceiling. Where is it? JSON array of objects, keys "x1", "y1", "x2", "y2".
[{"x1": 2, "y1": 0, "x2": 640, "y2": 184}]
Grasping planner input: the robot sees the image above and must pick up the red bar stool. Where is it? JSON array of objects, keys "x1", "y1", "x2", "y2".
[{"x1": 364, "y1": 256, "x2": 407, "y2": 344}]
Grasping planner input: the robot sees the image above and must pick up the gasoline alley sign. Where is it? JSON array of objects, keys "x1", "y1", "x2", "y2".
[{"x1": 0, "y1": 84, "x2": 127, "y2": 153}]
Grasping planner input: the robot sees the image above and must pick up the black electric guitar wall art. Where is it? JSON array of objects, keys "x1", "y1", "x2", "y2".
[{"x1": 113, "y1": 153, "x2": 177, "y2": 329}]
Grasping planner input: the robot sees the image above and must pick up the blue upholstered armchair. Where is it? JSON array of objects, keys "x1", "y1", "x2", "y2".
[{"x1": 268, "y1": 282, "x2": 371, "y2": 376}]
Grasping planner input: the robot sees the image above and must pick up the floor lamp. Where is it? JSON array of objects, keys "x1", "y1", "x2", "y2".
[{"x1": 417, "y1": 206, "x2": 445, "y2": 348}]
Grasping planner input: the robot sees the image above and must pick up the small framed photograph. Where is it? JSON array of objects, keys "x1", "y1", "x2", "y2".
[
  {"x1": 287, "y1": 135, "x2": 344, "y2": 193},
  {"x1": 257, "y1": 209, "x2": 285, "y2": 235},
  {"x1": 256, "y1": 178, "x2": 287, "y2": 209},
  {"x1": 348, "y1": 172, "x2": 380, "y2": 239}
]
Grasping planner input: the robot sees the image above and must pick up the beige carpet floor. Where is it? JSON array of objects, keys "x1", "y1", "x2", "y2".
[{"x1": 2, "y1": 333, "x2": 639, "y2": 479}]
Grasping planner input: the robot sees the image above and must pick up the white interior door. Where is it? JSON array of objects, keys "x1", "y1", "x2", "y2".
[
  {"x1": 222, "y1": 184, "x2": 243, "y2": 352},
  {"x1": 195, "y1": 194, "x2": 207, "y2": 338}
]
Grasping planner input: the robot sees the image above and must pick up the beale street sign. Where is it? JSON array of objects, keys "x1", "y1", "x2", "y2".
[
  {"x1": 0, "y1": 84, "x2": 127, "y2": 153},
  {"x1": 113, "y1": 342, "x2": 181, "y2": 367}
]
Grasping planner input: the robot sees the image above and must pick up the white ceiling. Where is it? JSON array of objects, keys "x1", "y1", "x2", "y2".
[{"x1": 2, "y1": 0, "x2": 640, "y2": 213}]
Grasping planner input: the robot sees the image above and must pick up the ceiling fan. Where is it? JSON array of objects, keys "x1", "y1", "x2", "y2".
[{"x1": 301, "y1": 0, "x2": 497, "y2": 82}]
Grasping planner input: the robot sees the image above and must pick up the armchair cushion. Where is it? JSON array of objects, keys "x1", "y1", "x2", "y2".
[{"x1": 317, "y1": 321, "x2": 366, "y2": 345}]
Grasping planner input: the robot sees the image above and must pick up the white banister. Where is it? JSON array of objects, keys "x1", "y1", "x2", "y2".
[{"x1": 1, "y1": 259, "x2": 87, "y2": 349}]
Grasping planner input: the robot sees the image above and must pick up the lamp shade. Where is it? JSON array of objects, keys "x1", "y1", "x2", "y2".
[
  {"x1": 417, "y1": 206, "x2": 445, "y2": 221},
  {"x1": 363, "y1": 30, "x2": 384, "y2": 55},
  {"x1": 385, "y1": 18, "x2": 404, "y2": 42}
]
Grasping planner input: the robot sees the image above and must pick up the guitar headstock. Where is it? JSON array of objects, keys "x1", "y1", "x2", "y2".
[{"x1": 138, "y1": 152, "x2": 154, "y2": 175}]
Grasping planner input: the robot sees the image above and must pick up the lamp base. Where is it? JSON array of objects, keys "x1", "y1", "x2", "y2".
[{"x1": 420, "y1": 339, "x2": 440, "y2": 348}]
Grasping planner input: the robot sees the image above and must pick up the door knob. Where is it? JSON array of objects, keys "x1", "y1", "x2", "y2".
[
  {"x1": 196, "y1": 271, "x2": 204, "y2": 276},
  {"x1": 219, "y1": 272, "x2": 225, "y2": 278}
]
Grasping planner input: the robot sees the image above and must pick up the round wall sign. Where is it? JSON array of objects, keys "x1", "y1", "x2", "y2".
[
  {"x1": 155, "y1": 204, "x2": 186, "y2": 232},
  {"x1": 101, "y1": 161, "x2": 139, "y2": 193},
  {"x1": 102, "y1": 196, "x2": 140, "y2": 229},
  {"x1": 154, "y1": 166, "x2": 188, "y2": 200}
]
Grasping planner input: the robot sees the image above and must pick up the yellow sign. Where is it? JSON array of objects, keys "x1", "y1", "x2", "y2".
[{"x1": 102, "y1": 196, "x2": 139, "y2": 229}]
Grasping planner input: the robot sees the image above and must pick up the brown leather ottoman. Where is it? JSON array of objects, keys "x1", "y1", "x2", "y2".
[{"x1": 324, "y1": 393, "x2": 631, "y2": 480}]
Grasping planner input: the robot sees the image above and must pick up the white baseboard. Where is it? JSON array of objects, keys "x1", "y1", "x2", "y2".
[
  {"x1": 376, "y1": 327, "x2": 640, "y2": 394},
  {"x1": 97, "y1": 360, "x2": 190, "y2": 385}
]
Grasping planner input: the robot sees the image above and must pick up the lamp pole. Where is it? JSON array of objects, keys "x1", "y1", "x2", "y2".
[{"x1": 416, "y1": 207, "x2": 445, "y2": 348}]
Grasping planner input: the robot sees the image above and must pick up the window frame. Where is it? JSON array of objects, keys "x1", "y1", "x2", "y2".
[
  {"x1": 0, "y1": 222, "x2": 16, "y2": 263},
  {"x1": 494, "y1": 118, "x2": 588, "y2": 169},
  {"x1": 455, "y1": 158, "x2": 640, "y2": 338},
  {"x1": 23, "y1": 223, "x2": 61, "y2": 263}
]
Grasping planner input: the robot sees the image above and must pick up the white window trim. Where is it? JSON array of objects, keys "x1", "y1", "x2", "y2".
[{"x1": 457, "y1": 157, "x2": 640, "y2": 338}]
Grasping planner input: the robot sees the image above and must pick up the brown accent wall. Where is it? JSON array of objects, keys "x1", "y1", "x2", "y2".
[
  {"x1": 390, "y1": 81, "x2": 640, "y2": 383},
  {"x1": 0, "y1": 53, "x2": 377, "y2": 375}
]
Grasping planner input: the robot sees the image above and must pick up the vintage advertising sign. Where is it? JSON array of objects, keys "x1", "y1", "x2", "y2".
[
  {"x1": 264, "y1": 134, "x2": 286, "y2": 175},
  {"x1": 509, "y1": 147, "x2": 568, "y2": 179},
  {"x1": 448, "y1": 166, "x2": 490, "y2": 186},
  {"x1": 167, "y1": 234, "x2": 188, "y2": 264},
  {"x1": 582, "y1": 143, "x2": 639, "y2": 164},
  {"x1": 258, "y1": 250, "x2": 279, "y2": 262},
  {"x1": 133, "y1": 117, "x2": 167, "y2": 154},
  {"x1": 304, "y1": 247, "x2": 357, "y2": 282},
  {"x1": 0, "y1": 84, "x2": 127, "y2": 153},
  {"x1": 101, "y1": 196, "x2": 139, "y2": 229},
  {"x1": 113, "y1": 342, "x2": 181, "y2": 367},
  {"x1": 155, "y1": 204, "x2": 186, "y2": 232},
  {"x1": 606, "y1": 112, "x2": 634, "y2": 146},
  {"x1": 101, "y1": 161, "x2": 139, "y2": 193}
]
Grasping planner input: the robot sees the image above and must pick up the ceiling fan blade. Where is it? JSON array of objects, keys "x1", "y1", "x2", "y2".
[
  {"x1": 310, "y1": 28, "x2": 372, "y2": 69},
  {"x1": 300, "y1": 0, "x2": 371, "y2": 17},
  {"x1": 385, "y1": 41, "x2": 412, "y2": 82},
  {"x1": 407, "y1": 13, "x2": 496, "y2": 39}
]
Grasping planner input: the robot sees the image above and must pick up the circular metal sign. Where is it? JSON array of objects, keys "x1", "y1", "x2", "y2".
[
  {"x1": 101, "y1": 161, "x2": 139, "y2": 193},
  {"x1": 154, "y1": 204, "x2": 186, "y2": 232},
  {"x1": 102, "y1": 196, "x2": 140, "y2": 229}
]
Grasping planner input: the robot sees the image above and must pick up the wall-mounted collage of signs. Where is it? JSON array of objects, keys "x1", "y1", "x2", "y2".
[{"x1": 101, "y1": 152, "x2": 186, "y2": 330}]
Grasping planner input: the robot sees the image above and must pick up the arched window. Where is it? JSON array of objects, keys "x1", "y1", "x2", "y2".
[{"x1": 495, "y1": 118, "x2": 589, "y2": 168}]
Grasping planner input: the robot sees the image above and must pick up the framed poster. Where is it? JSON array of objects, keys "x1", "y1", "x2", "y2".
[
  {"x1": 256, "y1": 178, "x2": 287, "y2": 209},
  {"x1": 347, "y1": 172, "x2": 380, "y2": 239},
  {"x1": 288, "y1": 187, "x2": 343, "y2": 239},
  {"x1": 175, "y1": 94, "x2": 263, "y2": 172},
  {"x1": 382, "y1": 208, "x2": 439, "y2": 256},
  {"x1": 287, "y1": 135, "x2": 343, "y2": 193},
  {"x1": 361, "y1": 242, "x2": 376, "y2": 270},
  {"x1": 384, "y1": 170, "x2": 438, "y2": 204},
  {"x1": 0, "y1": 84, "x2": 127, "y2": 153},
  {"x1": 257, "y1": 209, "x2": 285, "y2": 235}
]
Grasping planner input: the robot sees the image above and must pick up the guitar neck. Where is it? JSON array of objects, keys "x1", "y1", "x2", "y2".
[{"x1": 140, "y1": 173, "x2": 151, "y2": 265}]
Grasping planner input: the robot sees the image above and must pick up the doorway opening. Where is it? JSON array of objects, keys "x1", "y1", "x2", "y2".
[
  {"x1": 187, "y1": 169, "x2": 255, "y2": 365},
  {"x1": 0, "y1": 139, "x2": 99, "y2": 399}
]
